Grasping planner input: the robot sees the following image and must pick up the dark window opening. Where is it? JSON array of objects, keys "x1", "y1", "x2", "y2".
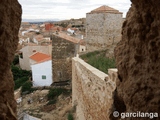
[{"x1": 19, "y1": 52, "x2": 23, "y2": 59}]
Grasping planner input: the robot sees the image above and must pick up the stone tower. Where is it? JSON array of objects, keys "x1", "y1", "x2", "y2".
[{"x1": 86, "y1": 5, "x2": 123, "y2": 52}]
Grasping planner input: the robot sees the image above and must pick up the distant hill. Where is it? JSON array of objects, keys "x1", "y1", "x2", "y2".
[{"x1": 22, "y1": 19, "x2": 60, "y2": 23}]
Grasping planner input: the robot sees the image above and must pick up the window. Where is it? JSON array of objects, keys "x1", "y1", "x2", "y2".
[
  {"x1": 42, "y1": 75, "x2": 46, "y2": 79},
  {"x1": 19, "y1": 52, "x2": 23, "y2": 59}
]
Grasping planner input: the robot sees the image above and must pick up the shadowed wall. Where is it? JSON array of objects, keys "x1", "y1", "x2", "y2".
[
  {"x1": 0, "y1": 0, "x2": 22, "y2": 119},
  {"x1": 114, "y1": 0, "x2": 160, "y2": 119}
]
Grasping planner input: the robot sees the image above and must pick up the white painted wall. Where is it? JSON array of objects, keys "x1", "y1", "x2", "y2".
[
  {"x1": 31, "y1": 60, "x2": 52, "y2": 87},
  {"x1": 33, "y1": 38, "x2": 38, "y2": 44},
  {"x1": 43, "y1": 37, "x2": 51, "y2": 42},
  {"x1": 23, "y1": 114, "x2": 41, "y2": 120},
  {"x1": 67, "y1": 28, "x2": 74, "y2": 34},
  {"x1": 79, "y1": 45, "x2": 86, "y2": 52}
]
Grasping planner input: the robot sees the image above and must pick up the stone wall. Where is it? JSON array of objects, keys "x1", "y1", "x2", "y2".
[
  {"x1": 72, "y1": 57, "x2": 118, "y2": 120},
  {"x1": 52, "y1": 34, "x2": 77, "y2": 82},
  {"x1": 0, "y1": 0, "x2": 22, "y2": 119},
  {"x1": 86, "y1": 12, "x2": 122, "y2": 52}
]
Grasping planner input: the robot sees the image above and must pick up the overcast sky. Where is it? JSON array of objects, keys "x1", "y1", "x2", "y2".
[{"x1": 18, "y1": 0, "x2": 131, "y2": 20}]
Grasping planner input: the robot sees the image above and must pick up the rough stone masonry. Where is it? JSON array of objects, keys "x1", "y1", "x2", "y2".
[
  {"x1": 114, "y1": 0, "x2": 160, "y2": 119},
  {"x1": 0, "y1": 0, "x2": 22, "y2": 120}
]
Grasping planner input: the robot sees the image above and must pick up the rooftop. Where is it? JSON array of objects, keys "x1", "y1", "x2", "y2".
[
  {"x1": 30, "y1": 52, "x2": 51, "y2": 63},
  {"x1": 88, "y1": 5, "x2": 122, "y2": 14},
  {"x1": 54, "y1": 32, "x2": 80, "y2": 44},
  {"x1": 34, "y1": 34, "x2": 44, "y2": 41}
]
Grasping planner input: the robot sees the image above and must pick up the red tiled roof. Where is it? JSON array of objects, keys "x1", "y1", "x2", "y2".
[
  {"x1": 30, "y1": 52, "x2": 51, "y2": 63},
  {"x1": 55, "y1": 32, "x2": 80, "y2": 44},
  {"x1": 88, "y1": 5, "x2": 122, "y2": 14}
]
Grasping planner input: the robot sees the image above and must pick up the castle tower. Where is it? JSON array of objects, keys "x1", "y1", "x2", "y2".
[{"x1": 86, "y1": 5, "x2": 123, "y2": 51}]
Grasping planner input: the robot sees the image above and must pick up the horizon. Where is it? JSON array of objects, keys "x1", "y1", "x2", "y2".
[{"x1": 18, "y1": 0, "x2": 131, "y2": 21}]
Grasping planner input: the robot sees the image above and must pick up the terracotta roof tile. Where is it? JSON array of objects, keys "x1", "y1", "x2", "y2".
[
  {"x1": 89, "y1": 5, "x2": 122, "y2": 14},
  {"x1": 30, "y1": 52, "x2": 51, "y2": 63},
  {"x1": 54, "y1": 32, "x2": 80, "y2": 44}
]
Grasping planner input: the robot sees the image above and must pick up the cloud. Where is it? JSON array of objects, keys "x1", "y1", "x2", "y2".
[{"x1": 18, "y1": 0, "x2": 131, "y2": 20}]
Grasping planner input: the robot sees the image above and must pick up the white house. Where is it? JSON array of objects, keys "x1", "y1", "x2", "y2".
[
  {"x1": 30, "y1": 52, "x2": 52, "y2": 87},
  {"x1": 67, "y1": 28, "x2": 75, "y2": 34}
]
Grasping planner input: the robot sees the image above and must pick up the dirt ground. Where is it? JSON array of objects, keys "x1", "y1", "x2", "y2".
[{"x1": 17, "y1": 89, "x2": 74, "y2": 120}]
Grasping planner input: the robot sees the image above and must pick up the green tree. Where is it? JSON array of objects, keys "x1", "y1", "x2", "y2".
[
  {"x1": 12, "y1": 55, "x2": 19, "y2": 65},
  {"x1": 21, "y1": 81, "x2": 32, "y2": 93}
]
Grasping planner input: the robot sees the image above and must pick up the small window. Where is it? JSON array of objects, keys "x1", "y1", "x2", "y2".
[
  {"x1": 42, "y1": 75, "x2": 46, "y2": 79},
  {"x1": 19, "y1": 52, "x2": 23, "y2": 59},
  {"x1": 33, "y1": 50, "x2": 36, "y2": 52}
]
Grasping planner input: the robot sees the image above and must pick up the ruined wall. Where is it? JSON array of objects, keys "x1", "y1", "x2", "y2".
[
  {"x1": 114, "y1": 0, "x2": 160, "y2": 119},
  {"x1": 0, "y1": 0, "x2": 22, "y2": 119},
  {"x1": 72, "y1": 57, "x2": 117, "y2": 120},
  {"x1": 52, "y1": 35, "x2": 76, "y2": 82},
  {"x1": 86, "y1": 12, "x2": 122, "y2": 52}
]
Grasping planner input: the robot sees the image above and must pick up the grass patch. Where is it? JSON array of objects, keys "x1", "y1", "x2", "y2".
[{"x1": 80, "y1": 50, "x2": 116, "y2": 74}]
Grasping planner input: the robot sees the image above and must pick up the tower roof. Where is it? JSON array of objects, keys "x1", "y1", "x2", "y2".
[{"x1": 89, "y1": 5, "x2": 122, "y2": 14}]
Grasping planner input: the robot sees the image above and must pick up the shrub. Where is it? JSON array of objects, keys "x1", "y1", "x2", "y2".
[
  {"x1": 21, "y1": 81, "x2": 32, "y2": 93},
  {"x1": 11, "y1": 65, "x2": 31, "y2": 81},
  {"x1": 12, "y1": 55, "x2": 19, "y2": 65},
  {"x1": 14, "y1": 76, "x2": 29, "y2": 90},
  {"x1": 47, "y1": 88, "x2": 70, "y2": 100},
  {"x1": 68, "y1": 113, "x2": 74, "y2": 120}
]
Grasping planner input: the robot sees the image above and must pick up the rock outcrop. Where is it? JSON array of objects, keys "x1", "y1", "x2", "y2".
[
  {"x1": 0, "y1": 0, "x2": 22, "y2": 120},
  {"x1": 114, "y1": 0, "x2": 160, "y2": 119}
]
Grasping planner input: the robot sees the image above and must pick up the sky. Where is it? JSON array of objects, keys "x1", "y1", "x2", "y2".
[{"x1": 18, "y1": 0, "x2": 131, "y2": 20}]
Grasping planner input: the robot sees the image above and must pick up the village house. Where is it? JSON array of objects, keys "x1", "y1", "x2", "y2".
[
  {"x1": 33, "y1": 34, "x2": 44, "y2": 44},
  {"x1": 52, "y1": 32, "x2": 85, "y2": 82},
  {"x1": 19, "y1": 44, "x2": 52, "y2": 70},
  {"x1": 30, "y1": 52, "x2": 52, "y2": 87},
  {"x1": 45, "y1": 23, "x2": 54, "y2": 31},
  {"x1": 19, "y1": 37, "x2": 30, "y2": 45},
  {"x1": 86, "y1": 5, "x2": 123, "y2": 51}
]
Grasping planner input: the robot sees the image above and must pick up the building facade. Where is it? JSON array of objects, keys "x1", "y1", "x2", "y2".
[
  {"x1": 30, "y1": 52, "x2": 52, "y2": 87},
  {"x1": 19, "y1": 45, "x2": 52, "y2": 70},
  {"x1": 86, "y1": 5, "x2": 123, "y2": 51},
  {"x1": 52, "y1": 32, "x2": 79, "y2": 82},
  {"x1": 31, "y1": 60, "x2": 52, "y2": 87}
]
